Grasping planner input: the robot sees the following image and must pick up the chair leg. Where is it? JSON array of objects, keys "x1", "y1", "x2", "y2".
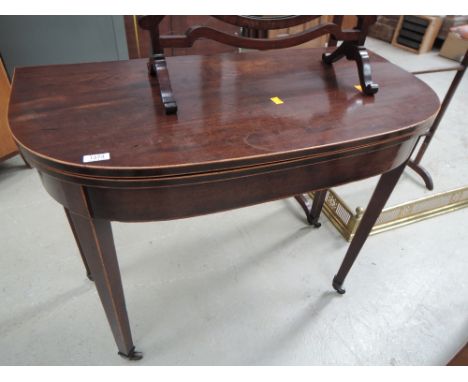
[
  {"x1": 309, "y1": 189, "x2": 328, "y2": 227},
  {"x1": 407, "y1": 160, "x2": 434, "y2": 191},
  {"x1": 294, "y1": 189, "x2": 328, "y2": 228}
]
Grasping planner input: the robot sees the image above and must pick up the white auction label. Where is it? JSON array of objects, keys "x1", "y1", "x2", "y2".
[{"x1": 82, "y1": 152, "x2": 111, "y2": 163}]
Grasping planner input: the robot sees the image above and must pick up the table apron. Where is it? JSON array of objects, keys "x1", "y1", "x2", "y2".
[{"x1": 37, "y1": 136, "x2": 418, "y2": 222}]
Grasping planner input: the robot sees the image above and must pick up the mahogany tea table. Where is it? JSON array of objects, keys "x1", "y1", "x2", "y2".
[{"x1": 8, "y1": 48, "x2": 440, "y2": 360}]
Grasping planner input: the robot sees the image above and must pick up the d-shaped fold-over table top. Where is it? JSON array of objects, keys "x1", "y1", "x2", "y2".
[{"x1": 8, "y1": 48, "x2": 439, "y2": 179}]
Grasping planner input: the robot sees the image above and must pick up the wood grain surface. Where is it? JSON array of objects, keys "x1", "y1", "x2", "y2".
[{"x1": 9, "y1": 48, "x2": 439, "y2": 178}]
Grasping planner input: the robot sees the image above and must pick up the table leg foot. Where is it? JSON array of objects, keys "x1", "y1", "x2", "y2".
[
  {"x1": 332, "y1": 275, "x2": 346, "y2": 294},
  {"x1": 305, "y1": 213, "x2": 322, "y2": 228},
  {"x1": 118, "y1": 347, "x2": 143, "y2": 361}
]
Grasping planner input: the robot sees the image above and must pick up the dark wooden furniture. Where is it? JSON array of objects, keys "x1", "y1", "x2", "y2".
[
  {"x1": 407, "y1": 49, "x2": 468, "y2": 190},
  {"x1": 138, "y1": 15, "x2": 379, "y2": 114},
  {"x1": 8, "y1": 46, "x2": 439, "y2": 360}
]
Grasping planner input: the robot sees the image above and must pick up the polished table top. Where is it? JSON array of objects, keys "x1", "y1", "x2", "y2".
[{"x1": 9, "y1": 48, "x2": 439, "y2": 178}]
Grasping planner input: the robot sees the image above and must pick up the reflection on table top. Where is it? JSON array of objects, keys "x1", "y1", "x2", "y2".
[{"x1": 9, "y1": 48, "x2": 439, "y2": 177}]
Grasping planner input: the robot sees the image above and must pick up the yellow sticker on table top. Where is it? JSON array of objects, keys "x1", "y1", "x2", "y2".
[
  {"x1": 354, "y1": 85, "x2": 363, "y2": 92},
  {"x1": 270, "y1": 96, "x2": 284, "y2": 105}
]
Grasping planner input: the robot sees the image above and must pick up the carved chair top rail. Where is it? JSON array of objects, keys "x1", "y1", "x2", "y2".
[
  {"x1": 138, "y1": 15, "x2": 376, "y2": 51},
  {"x1": 212, "y1": 15, "x2": 321, "y2": 30},
  {"x1": 158, "y1": 24, "x2": 362, "y2": 50}
]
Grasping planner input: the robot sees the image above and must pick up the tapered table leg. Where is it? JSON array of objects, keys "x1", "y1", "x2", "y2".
[
  {"x1": 332, "y1": 163, "x2": 407, "y2": 294},
  {"x1": 64, "y1": 207, "x2": 94, "y2": 281},
  {"x1": 65, "y1": 189, "x2": 142, "y2": 360}
]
